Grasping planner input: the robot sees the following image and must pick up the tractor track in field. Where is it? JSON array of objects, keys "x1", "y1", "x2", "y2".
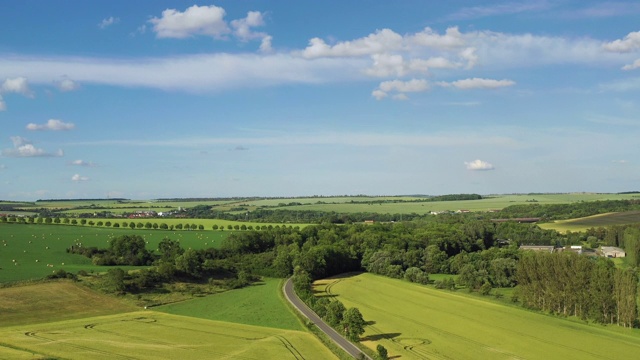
[
  {"x1": 24, "y1": 330, "x2": 137, "y2": 360},
  {"x1": 329, "y1": 277, "x2": 614, "y2": 360}
]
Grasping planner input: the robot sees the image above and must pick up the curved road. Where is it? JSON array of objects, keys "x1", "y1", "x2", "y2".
[{"x1": 283, "y1": 278, "x2": 372, "y2": 360}]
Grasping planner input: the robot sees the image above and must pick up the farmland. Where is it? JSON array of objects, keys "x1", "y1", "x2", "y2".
[
  {"x1": 0, "y1": 224, "x2": 228, "y2": 283},
  {"x1": 314, "y1": 273, "x2": 640, "y2": 360},
  {"x1": 540, "y1": 210, "x2": 640, "y2": 233},
  {"x1": 0, "y1": 311, "x2": 336, "y2": 360},
  {"x1": 0, "y1": 282, "x2": 137, "y2": 327},
  {"x1": 158, "y1": 278, "x2": 303, "y2": 331},
  {"x1": 7, "y1": 193, "x2": 639, "y2": 217}
]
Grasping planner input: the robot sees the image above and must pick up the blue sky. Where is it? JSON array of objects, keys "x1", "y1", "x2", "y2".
[{"x1": 1, "y1": 1, "x2": 639, "y2": 200}]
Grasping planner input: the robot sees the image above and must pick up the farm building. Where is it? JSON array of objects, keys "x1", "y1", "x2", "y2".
[
  {"x1": 519, "y1": 245, "x2": 555, "y2": 253},
  {"x1": 600, "y1": 246, "x2": 625, "y2": 258}
]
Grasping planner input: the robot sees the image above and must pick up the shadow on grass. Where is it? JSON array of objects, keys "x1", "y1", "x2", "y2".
[{"x1": 361, "y1": 332, "x2": 402, "y2": 341}]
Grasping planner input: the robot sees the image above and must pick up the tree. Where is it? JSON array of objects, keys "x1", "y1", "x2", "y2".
[
  {"x1": 377, "y1": 344, "x2": 389, "y2": 360},
  {"x1": 158, "y1": 237, "x2": 184, "y2": 262},
  {"x1": 326, "y1": 300, "x2": 346, "y2": 327},
  {"x1": 341, "y1": 307, "x2": 365, "y2": 342},
  {"x1": 104, "y1": 268, "x2": 126, "y2": 294},
  {"x1": 175, "y1": 248, "x2": 202, "y2": 278}
]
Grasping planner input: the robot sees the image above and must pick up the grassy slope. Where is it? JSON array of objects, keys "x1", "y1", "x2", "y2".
[
  {"x1": 540, "y1": 210, "x2": 640, "y2": 232},
  {"x1": 0, "y1": 311, "x2": 337, "y2": 360},
  {"x1": 315, "y1": 273, "x2": 640, "y2": 360},
  {"x1": 0, "y1": 224, "x2": 228, "y2": 282},
  {"x1": 156, "y1": 278, "x2": 304, "y2": 331},
  {"x1": 0, "y1": 281, "x2": 137, "y2": 327}
]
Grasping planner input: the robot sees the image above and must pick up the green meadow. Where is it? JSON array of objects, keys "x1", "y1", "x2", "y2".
[
  {"x1": 157, "y1": 278, "x2": 303, "y2": 331},
  {"x1": 315, "y1": 273, "x2": 640, "y2": 360},
  {"x1": 539, "y1": 210, "x2": 640, "y2": 233},
  {"x1": 0, "y1": 224, "x2": 228, "y2": 283}
]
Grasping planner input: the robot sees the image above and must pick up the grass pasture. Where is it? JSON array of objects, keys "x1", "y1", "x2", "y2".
[
  {"x1": 539, "y1": 210, "x2": 640, "y2": 233},
  {"x1": 0, "y1": 311, "x2": 337, "y2": 360},
  {"x1": 0, "y1": 224, "x2": 229, "y2": 283},
  {"x1": 315, "y1": 273, "x2": 640, "y2": 360},
  {"x1": 157, "y1": 278, "x2": 303, "y2": 331}
]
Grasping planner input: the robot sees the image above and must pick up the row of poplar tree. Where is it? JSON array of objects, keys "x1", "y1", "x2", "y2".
[{"x1": 517, "y1": 251, "x2": 638, "y2": 327}]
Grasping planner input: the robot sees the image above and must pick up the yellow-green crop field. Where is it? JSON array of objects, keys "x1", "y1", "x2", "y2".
[
  {"x1": 315, "y1": 273, "x2": 640, "y2": 360},
  {"x1": 539, "y1": 210, "x2": 640, "y2": 233},
  {"x1": 0, "y1": 311, "x2": 336, "y2": 360},
  {"x1": 0, "y1": 282, "x2": 337, "y2": 360}
]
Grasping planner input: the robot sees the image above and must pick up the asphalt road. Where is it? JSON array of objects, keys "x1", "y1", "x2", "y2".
[{"x1": 283, "y1": 278, "x2": 372, "y2": 360}]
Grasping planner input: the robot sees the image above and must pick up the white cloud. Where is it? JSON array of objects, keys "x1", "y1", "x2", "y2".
[
  {"x1": 260, "y1": 35, "x2": 273, "y2": 53},
  {"x1": 612, "y1": 160, "x2": 628, "y2": 164},
  {"x1": 409, "y1": 27, "x2": 466, "y2": 49},
  {"x1": 231, "y1": 11, "x2": 266, "y2": 41},
  {"x1": 622, "y1": 59, "x2": 640, "y2": 71},
  {"x1": 99, "y1": 16, "x2": 119, "y2": 29},
  {"x1": 2, "y1": 77, "x2": 34, "y2": 97},
  {"x1": 2, "y1": 136, "x2": 63, "y2": 158},
  {"x1": 440, "y1": 78, "x2": 515, "y2": 89},
  {"x1": 71, "y1": 159, "x2": 96, "y2": 167},
  {"x1": 26, "y1": 119, "x2": 75, "y2": 131},
  {"x1": 0, "y1": 95, "x2": 5, "y2": 111},
  {"x1": 465, "y1": 159, "x2": 495, "y2": 171},
  {"x1": 149, "y1": 5, "x2": 230, "y2": 39},
  {"x1": 371, "y1": 89, "x2": 388, "y2": 100},
  {"x1": 379, "y1": 79, "x2": 429, "y2": 92},
  {"x1": 56, "y1": 78, "x2": 79, "y2": 91},
  {"x1": 71, "y1": 174, "x2": 90, "y2": 182},
  {"x1": 302, "y1": 29, "x2": 404, "y2": 59},
  {"x1": 392, "y1": 94, "x2": 409, "y2": 101},
  {"x1": 373, "y1": 79, "x2": 429, "y2": 100},
  {"x1": 0, "y1": 54, "x2": 366, "y2": 93},
  {"x1": 603, "y1": 31, "x2": 640, "y2": 53}
]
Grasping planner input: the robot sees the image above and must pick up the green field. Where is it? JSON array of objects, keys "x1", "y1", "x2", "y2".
[
  {"x1": 267, "y1": 193, "x2": 640, "y2": 214},
  {"x1": 540, "y1": 210, "x2": 640, "y2": 233},
  {"x1": 0, "y1": 311, "x2": 336, "y2": 360},
  {"x1": 0, "y1": 281, "x2": 337, "y2": 360},
  {"x1": 0, "y1": 224, "x2": 229, "y2": 283},
  {"x1": 9, "y1": 193, "x2": 639, "y2": 217},
  {"x1": 157, "y1": 278, "x2": 303, "y2": 331},
  {"x1": 314, "y1": 273, "x2": 640, "y2": 360}
]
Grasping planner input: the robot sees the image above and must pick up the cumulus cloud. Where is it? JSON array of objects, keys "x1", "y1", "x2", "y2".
[
  {"x1": 302, "y1": 29, "x2": 404, "y2": 59},
  {"x1": 603, "y1": 31, "x2": 640, "y2": 53},
  {"x1": 149, "y1": 5, "x2": 230, "y2": 39},
  {"x1": 71, "y1": 159, "x2": 96, "y2": 167},
  {"x1": 373, "y1": 79, "x2": 429, "y2": 100},
  {"x1": 99, "y1": 16, "x2": 119, "y2": 29},
  {"x1": 71, "y1": 174, "x2": 90, "y2": 182},
  {"x1": 26, "y1": 119, "x2": 75, "y2": 131},
  {"x1": 2, "y1": 136, "x2": 64, "y2": 158},
  {"x1": 231, "y1": 11, "x2": 272, "y2": 53},
  {"x1": 56, "y1": 78, "x2": 79, "y2": 91},
  {"x1": 439, "y1": 78, "x2": 515, "y2": 89},
  {"x1": 622, "y1": 59, "x2": 640, "y2": 71},
  {"x1": 465, "y1": 159, "x2": 495, "y2": 171},
  {"x1": 2, "y1": 77, "x2": 34, "y2": 97}
]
